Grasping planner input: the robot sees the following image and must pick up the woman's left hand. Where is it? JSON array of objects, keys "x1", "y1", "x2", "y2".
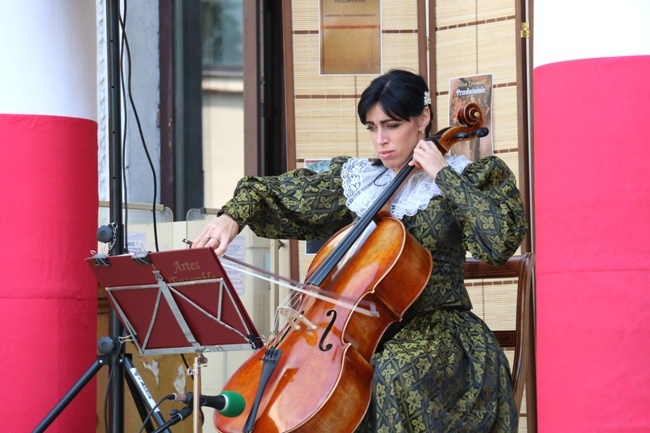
[{"x1": 410, "y1": 139, "x2": 449, "y2": 179}]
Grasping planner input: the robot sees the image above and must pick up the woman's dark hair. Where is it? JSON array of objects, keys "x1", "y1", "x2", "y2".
[{"x1": 358, "y1": 69, "x2": 432, "y2": 136}]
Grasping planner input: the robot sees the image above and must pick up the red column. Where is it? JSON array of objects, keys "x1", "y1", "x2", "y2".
[
  {"x1": 533, "y1": 2, "x2": 650, "y2": 431},
  {"x1": 0, "y1": 2, "x2": 98, "y2": 432}
]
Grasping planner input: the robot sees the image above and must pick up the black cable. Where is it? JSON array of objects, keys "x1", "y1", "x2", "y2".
[
  {"x1": 118, "y1": 0, "x2": 161, "y2": 252},
  {"x1": 102, "y1": 4, "x2": 171, "y2": 430},
  {"x1": 180, "y1": 353, "x2": 193, "y2": 379},
  {"x1": 137, "y1": 394, "x2": 172, "y2": 433}
]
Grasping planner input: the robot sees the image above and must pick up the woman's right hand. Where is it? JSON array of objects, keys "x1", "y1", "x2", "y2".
[{"x1": 191, "y1": 214, "x2": 240, "y2": 256}]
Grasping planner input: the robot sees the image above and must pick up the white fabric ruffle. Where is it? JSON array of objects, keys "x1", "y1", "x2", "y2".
[{"x1": 341, "y1": 155, "x2": 471, "y2": 220}]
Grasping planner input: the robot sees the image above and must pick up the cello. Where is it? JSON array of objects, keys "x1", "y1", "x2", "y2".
[{"x1": 215, "y1": 103, "x2": 488, "y2": 433}]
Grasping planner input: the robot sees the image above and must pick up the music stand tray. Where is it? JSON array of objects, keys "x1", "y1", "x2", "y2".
[{"x1": 87, "y1": 248, "x2": 263, "y2": 356}]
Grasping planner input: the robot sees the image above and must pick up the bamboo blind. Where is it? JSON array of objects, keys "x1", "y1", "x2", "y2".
[
  {"x1": 289, "y1": 2, "x2": 527, "y2": 428},
  {"x1": 290, "y1": 1, "x2": 522, "y2": 241},
  {"x1": 292, "y1": 0, "x2": 420, "y2": 162}
]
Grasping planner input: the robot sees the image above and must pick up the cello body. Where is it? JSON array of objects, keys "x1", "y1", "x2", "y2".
[{"x1": 215, "y1": 214, "x2": 432, "y2": 433}]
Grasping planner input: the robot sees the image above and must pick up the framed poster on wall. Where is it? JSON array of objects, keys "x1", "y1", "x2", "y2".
[{"x1": 319, "y1": 0, "x2": 381, "y2": 75}]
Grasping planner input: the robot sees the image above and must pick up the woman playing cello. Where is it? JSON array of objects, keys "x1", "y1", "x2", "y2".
[{"x1": 192, "y1": 69, "x2": 527, "y2": 432}]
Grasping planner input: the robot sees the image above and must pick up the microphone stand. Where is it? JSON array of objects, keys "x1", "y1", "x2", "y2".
[
  {"x1": 151, "y1": 405, "x2": 193, "y2": 433},
  {"x1": 193, "y1": 353, "x2": 208, "y2": 433}
]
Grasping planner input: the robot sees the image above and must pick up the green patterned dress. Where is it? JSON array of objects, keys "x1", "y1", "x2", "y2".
[{"x1": 218, "y1": 155, "x2": 528, "y2": 433}]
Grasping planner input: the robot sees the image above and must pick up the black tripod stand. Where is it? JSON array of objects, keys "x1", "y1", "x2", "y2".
[{"x1": 33, "y1": 337, "x2": 172, "y2": 433}]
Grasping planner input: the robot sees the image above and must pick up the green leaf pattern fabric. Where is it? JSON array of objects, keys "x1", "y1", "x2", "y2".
[{"x1": 219, "y1": 155, "x2": 527, "y2": 432}]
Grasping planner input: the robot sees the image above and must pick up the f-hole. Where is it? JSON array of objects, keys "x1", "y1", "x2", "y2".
[{"x1": 319, "y1": 309, "x2": 337, "y2": 352}]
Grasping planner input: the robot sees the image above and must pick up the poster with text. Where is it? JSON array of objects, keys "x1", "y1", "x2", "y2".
[
  {"x1": 448, "y1": 74, "x2": 494, "y2": 161},
  {"x1": 320, "y1": 0, "x2": 381, "y2": 75}
]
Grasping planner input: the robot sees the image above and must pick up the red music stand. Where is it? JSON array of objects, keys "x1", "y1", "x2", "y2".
[
  {"x1": 87, "y1": 247, "x2": 262, "y2": 432},
  {"x1": 87, "y1": 247, "x2": 262, "y2": 356}
]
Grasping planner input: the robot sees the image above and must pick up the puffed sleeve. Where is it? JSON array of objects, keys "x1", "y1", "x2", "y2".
[
  {"x1": 218, "y1": 156, "x2": 356, "y2": 240},
  {"x1": 435, "y1": 156, "x2": 528, "y2": 265}
]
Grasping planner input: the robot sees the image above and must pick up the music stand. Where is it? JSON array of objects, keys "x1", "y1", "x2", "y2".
[{"x1": 87, "y1": 247, "x2": 262, "y2": 432}]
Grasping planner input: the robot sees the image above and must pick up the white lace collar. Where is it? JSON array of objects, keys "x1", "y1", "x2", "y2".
[{"x1": 341, "y1": 155, "x2": 471, "y2": 219}]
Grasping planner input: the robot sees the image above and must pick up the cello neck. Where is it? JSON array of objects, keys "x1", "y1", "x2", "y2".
[{"x1": 305, "y1": 160, "x2": 414, "y2": 287}]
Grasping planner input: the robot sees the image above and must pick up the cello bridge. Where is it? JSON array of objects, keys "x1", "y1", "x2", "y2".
[{"x1": 277, "y1": 306, "x2": 317, "y2": 331}]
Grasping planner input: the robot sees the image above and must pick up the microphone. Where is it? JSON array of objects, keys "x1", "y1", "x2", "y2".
[{"x1": 170, "y1": 391, "x2": 246, "y2": 417}]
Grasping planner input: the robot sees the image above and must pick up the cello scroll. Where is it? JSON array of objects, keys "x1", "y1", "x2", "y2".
[{"x1": 427, "y1": 102, "x2": 489, "y2": 155}]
